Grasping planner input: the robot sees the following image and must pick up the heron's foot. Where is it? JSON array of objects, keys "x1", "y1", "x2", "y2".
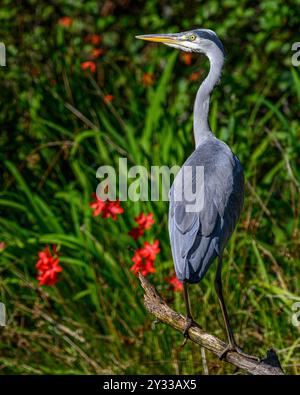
[
  {"x1": 219, "y1": 343, "x2": 260, "y2": 361},
  {"x1": 153, "y1": 318, "x2": 161, "y2": 326},
  {"x1": 181, "y1": 316, "x2": 197, "y2": 347},
  {"x1": 151, "y1": 318, "x2": 161, "y2": 329}
]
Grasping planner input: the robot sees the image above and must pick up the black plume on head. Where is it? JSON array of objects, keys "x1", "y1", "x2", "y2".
[{"x1": 195, "y1": 29, "x2": 225, "y2": 55}]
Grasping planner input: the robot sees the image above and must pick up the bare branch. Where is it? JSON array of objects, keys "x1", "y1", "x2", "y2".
[{"x1": 138, "y1": 273, "x2": 284, "y2": 375}]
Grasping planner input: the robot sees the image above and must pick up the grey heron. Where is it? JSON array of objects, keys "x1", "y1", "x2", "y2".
[{"x1": 136, "y1": 29, "x2": 258, "y2": 360}]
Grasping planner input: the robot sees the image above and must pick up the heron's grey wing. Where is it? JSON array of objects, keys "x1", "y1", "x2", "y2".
[
  {"x1": 169, "y1": 165, "x2": 205, "y2": 281},
  {"x1": 169, "y1": 139, "x2": 244, "y2": 283},
  {"x1": 204, "y1": 147, "x2": 244, "y2": 254}
]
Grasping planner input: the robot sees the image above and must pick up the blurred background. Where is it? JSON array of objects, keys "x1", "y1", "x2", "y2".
[{"x1": 0, "y1": 0, "x2": 300, "y2": 374}]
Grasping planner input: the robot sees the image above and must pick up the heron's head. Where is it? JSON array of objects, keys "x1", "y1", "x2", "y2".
[{"x1": 136, "y1": 28, "x2": 225, "y2": 56}]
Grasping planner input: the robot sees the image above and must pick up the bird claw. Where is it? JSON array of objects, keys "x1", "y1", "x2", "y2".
[
  {"x1": 219, "y1": 343, "x2": 260, "y2": 361},
  {"x1": 181, "y1": 336, "x2": 188, "y2": 348},
  {"x1": 180, "y1": 316, "x2": 196, "y2": 348},
  {"x1": 152, "y1": 319, "x2": 161, "y2": 329}
]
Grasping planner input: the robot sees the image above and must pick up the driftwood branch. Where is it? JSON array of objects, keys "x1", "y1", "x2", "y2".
[{"x1": 139, "y1": 273, "x2": 284, "y2": 375}]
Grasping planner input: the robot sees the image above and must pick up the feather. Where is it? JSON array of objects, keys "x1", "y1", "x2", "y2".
[{"x1": 168, "y1": 137, "x2": 244, "y2": 283}]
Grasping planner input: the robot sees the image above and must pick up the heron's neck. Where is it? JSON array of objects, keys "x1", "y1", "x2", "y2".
[{"x1": 193, "y1": 47, "x2": 224, "y2": 147}]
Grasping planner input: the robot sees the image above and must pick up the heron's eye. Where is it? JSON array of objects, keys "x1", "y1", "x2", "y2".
[{"x1": 189, "y1": 34, "x2": 196, "y2": 41}]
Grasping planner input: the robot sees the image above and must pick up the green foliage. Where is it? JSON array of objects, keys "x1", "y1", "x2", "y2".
[{"x1": 0, "y1": 0, "x2": 299, "y2": 374}]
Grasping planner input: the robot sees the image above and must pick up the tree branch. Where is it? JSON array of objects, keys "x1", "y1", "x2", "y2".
[{"x1": 138, "y1": 273, "x2": 284, "y2": 375}]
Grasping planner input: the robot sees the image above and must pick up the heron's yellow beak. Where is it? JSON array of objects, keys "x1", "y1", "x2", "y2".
[{"x1": 135, "y1": 34, "x2": 182, "y2": 45}]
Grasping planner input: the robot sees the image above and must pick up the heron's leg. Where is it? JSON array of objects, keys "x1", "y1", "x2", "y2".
[
  {"x1": 181, "y1": 281, "x2": 196, "y2": 346},
  {"x1": 214, "y1": 256, "x2": 259, "y2": 361},
  {"x1": 183, "y1": 281, "x2": 193, "y2": 337},
  {"x1": 183, "y1": 281, "x2": 193, "y2": 317},
  {"x1": 214, "y1": 256, "x2": 236, "y2": 346}
]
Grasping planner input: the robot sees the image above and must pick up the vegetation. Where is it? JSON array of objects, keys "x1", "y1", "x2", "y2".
[{"x1": 0, "y1": 0, "x2": 299, "y2": 374}]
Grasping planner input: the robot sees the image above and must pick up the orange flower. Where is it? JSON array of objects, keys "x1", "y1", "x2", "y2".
[
  {"x1": 104, "y1": 95, "x2": 114, "y2": 103},
  {"x1": 182, "y1": 53, "x2": 192, "y2": 65},
  {"x1": 85, "y1": 34, "x2": 102, "y2": 45},
  {"x1": 0, "y1": 242, "x2": 6, "y2": 251},
  {"x1": 30, "y1": 67, "x2": 40, "y2": 77},
  {"x1": 58, "y1": 17, "x2": 73, "y2": 27},
  {"x1": 91, "y1": 48, "x2": 104, "y2": 58},
  {"x1": 81, "y1": 61, "x2": 96, "y2": 73},
  {"x1": 91, "y1": 34, "x2": 101, "y2": 45},
  {"x1": 142, "y1": 72, "x2": 155, "y2": 87},
  {"x1": 189, "y1": 71, "x2": 202, "y2": 81}
]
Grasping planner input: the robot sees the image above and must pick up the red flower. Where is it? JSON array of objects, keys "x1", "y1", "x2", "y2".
[
  {"x1": 81, "y1": 61, "x2": 96, "y2": 73},
  {"x1": 135, "y1": 213, "x2": 155, "y2": 230},
  {"x1": 130, "y1": 240, "x2": 160, "y2": 276},
  {"x1": 128, "y1": 227, "x2": 144, "y2": 241},
  {"x1": 130, "y1": 250, "x2": 156, "y2": 276},
  {"x1": 90, "y1": 193, "x2": 106, "y2": 217},
  {"x1": 140, "y1": 240, "x2": 160, "y2": 261},
  {"x1": 130, "y1": 240, "x2": 160, "y2": 277},
  {"x1": 58, "y1": 17, "x2": 73, "y2": 27},
  {"x1": 128, "y1": 212, "x2": 155, "y2": 241},
  {"x1": 91, "y1": 34, "x2": 101, "y2": 45},
  {"x1": 167, "y1": 275, "x2": 183, "y2": 292},
  {"x1": 90, "y1": 194, "x2": 123, "y2": 220},
  {"x1": 91, "y1": 48, "x2": 104, "y2": 58},
  {"x1": 36, "y1": 245, "x2": 62, "y2": 286},
  {"x1": 104, "y1": 95, "x2": 114, "y2": 103},
  {"x1": 102, "y1": 200, "x2": 124, "y2": 220},
  {"x1": 85, "y1": 34, "x2": 102, "y2": 45}
]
